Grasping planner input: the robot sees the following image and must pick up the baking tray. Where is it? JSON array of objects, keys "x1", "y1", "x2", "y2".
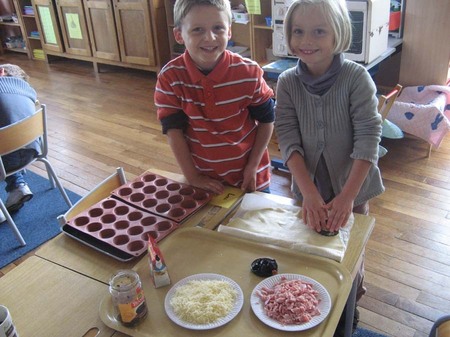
[
  {"x1": 111, "y1": 171, "x2": 212, "y2": 223},
  {"x1": 63, "y1": 197, "x2": 179, "y2": 262},
  {"x1": 99, "y1": 227, "x2": 352, "y2": 336}
]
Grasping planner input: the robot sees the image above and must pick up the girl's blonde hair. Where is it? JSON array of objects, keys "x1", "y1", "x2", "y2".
[
  {"x1": 173, "y1": 0, "x2": 232, "y2": 28},
  {"x1": 283, "y1": 0, "x2": 352, "y2": 55},
  {"x1": 0, "y1": 64, "x2": 30, "y2": 82}
]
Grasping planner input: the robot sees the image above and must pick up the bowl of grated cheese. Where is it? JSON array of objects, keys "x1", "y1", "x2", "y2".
[{"x1": 164, "y1": 273, "x2": 244, "y2": 330}]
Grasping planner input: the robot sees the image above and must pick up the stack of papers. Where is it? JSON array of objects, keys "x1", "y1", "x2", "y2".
[{"x1": 33, "y1": 49, "x2": 45, "y2": 60}]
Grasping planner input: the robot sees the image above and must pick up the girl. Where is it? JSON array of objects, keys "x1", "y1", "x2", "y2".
[
  {"x1": 274, "y1": 0, "x2": 384, "y2": 236},
  {"x1": 274, "y1": 0, "x2": 384, "y2": 333}
]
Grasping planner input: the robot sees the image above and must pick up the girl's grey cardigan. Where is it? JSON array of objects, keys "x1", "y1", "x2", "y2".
[{"x1": 274, "y1": 60, "x2": 385, "y2": 206}]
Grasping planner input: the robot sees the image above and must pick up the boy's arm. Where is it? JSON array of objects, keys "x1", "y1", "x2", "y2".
[
  {"x1": 241, "y1": 121, "x2": 274, "y2": 192},
  {"x1": 242, "y1": 98, "x2": 275, "y2": 191},
  {"x1": 166, "y1": 129, "x2": 224, "y2": 194}
]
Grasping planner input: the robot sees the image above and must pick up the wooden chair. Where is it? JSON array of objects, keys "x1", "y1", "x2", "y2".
[
  {"x1": 0, "y1": 104, "x2": 73, "y2": 246},
  {"x1": 378, "y1": 84, "x2": 403, "y2": 121},
  {"x1": 380, "y1": 84, "x2": 436, "y2": 158},
  {"x1": 378, "y1": 84, "x2": 404, "y2": 158},
  {"x1": 57, "y1": 167, "x2": 127, "y2": 226},
  {"x1": 429, "y1": 315, "x2": 450, "y2": 337}
]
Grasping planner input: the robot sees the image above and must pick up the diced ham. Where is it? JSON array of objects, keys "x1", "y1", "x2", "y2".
[{"x1": 256, "y1": 276, "x2": 321, "y2": 325}]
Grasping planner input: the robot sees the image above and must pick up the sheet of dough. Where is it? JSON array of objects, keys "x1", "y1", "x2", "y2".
[{"x1": 217, "y1": 194, "x2": 353, "y2": 262}]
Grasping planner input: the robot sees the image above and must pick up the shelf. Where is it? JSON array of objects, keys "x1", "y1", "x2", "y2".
[
  {"x1": 253, "y1": 24, "x2": 272, "y2": 30},
  {"x1": 4, "y1": 47, "x2": 27, "y2": 53},
  {"x1": 0, "y1": 21, "x2": 20, "y2": 26}
]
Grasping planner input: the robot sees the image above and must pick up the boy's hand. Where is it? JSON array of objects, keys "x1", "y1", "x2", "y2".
[
  {"x1": 241, "y1": 165, "x2": 257, "y2": 192},
  {"x1": 188, "y1": 174, "x2": 224, "y2": 195}
]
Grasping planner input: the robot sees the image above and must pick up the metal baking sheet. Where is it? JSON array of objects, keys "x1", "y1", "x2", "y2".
[{"x1": 99, "y1": 227, "x2": 352, "y2": 336}]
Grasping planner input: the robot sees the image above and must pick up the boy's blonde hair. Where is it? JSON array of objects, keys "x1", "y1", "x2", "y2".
[
  {"x1": 284, "y1": 0, "x2": 352, "y2": 55},
  {"x1": 0, "y1": 64, "x2": 30, "y2": 82},
  {"x1": 173, "y1": 0, "x2": 232, "y2": 28}
]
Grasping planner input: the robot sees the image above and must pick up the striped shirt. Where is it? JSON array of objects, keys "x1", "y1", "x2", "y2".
[{"x1": 155, "y1": 50, "x2": 274, "y2": 190}]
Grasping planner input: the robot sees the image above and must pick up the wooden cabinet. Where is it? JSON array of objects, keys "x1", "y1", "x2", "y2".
[
  {"x1": 0, "y1": 0, "x2": 30, "y2": 57},
  {"x1": 248, "y1": 0, "x2": 272, "y2": 64},
  {"x1": 31, "y1": 0, "x2": 169, "y2": 72},
  {"x1": 84, "y1": 0, "x2": 158, "y2": 66},
  {"x1": 163, "y1": 0, "x2": 178, "y2": 59},
  {"x1": 399, "y1": 0, "x2": 450, "y2": 86},
  {"x1": 20, "y1": 0, "x2": 45, "y2": 60}
]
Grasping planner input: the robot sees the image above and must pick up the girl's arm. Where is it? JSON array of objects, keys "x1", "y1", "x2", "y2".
[
  {"x1": 241, "y1": 122, "x2": 274, "y2": 192},
  {"x1": 325, "y1": 159, "x2": 371, "y2": 232},
  {"x1": 166, "y1": 129, "x2": 224, "y2": 194},
  {"x1": 287, "y1": 151, "x2": 328, "y2": 233}
]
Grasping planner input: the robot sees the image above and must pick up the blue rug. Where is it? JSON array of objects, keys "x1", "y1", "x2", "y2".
[
  {"x1": 355, "y1": 327, "x2": 390, "y2": 337},
  {"x1": 0, "y1": 170, "x2": 81, "y2": 268}
]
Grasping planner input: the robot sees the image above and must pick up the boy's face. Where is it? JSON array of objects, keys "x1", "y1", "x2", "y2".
[{"x1": 174, "y1": 5, "x2": 231, "y2": 71}]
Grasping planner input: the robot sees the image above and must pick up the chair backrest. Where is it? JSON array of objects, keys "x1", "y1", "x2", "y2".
[
  {"x1": 0, "y1": 105, "x2": 45, "y2": 157},
  {"x1": 58, "y1": 167, "x2": 127, "y2": 225},
  {"x1": 378, "y1": 84, "x2": 403, "y2": 121},
  {"x1": 0, "y1": 104, "x2": 48, "y2": 181}
]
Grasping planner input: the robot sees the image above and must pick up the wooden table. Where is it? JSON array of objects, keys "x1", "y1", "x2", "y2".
[
  {"x1": 30, "y1": 169, "x2": 374, "y2": 337},
  {"x1": 0, "y1": 256, "x2": 115, "y2": 337}
]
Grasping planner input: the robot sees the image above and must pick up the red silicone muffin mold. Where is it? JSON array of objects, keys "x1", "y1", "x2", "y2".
[
  {"x1": 65, "y1": 197, "x2": 179, "y2": 257},
  {"x1": 110, "y1": 172, "x2": 212, "y2": 223}
]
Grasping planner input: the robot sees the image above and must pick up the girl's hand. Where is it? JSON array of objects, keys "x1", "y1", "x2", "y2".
[
  {"x1": 323, "y1": 193, "x2": 353, "y2": 233},
  {"x1": 301, "y1": 193, "x2": 328, "y2": 233},
  {"x1": 188, "y1": 174, "x2": 224, "y2": 195}
]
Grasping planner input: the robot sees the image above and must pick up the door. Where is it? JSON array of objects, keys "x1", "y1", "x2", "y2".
[
  {"x1": 84, "y1": 0, "x2": 120, "y2": 61},
  {"x1": 113, "y1": 0, "x2": 156, "y2": 66},
  {"x1": 55, "y1": 0, "x2": 91, "y2": 56},
  {"x1": 32, "y1": 0, "x2": 64, "y2": 52}
]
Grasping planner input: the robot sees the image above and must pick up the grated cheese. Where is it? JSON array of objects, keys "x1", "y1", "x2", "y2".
[{"x1": 170, "y1": 279, "x2": 237, "y2": 324}]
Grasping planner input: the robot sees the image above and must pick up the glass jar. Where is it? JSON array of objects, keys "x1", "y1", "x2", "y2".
[{"x1": 109, "y1": 270, "x2": 148, "y2": 327}]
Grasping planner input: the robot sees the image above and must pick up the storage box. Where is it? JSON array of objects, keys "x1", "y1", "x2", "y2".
[
  {"x1": 232, "y1": 12, "x2": 249, "y2": 24},
  {"x1": 389, "y1": 11, "x2": 401, "y2": 31}
]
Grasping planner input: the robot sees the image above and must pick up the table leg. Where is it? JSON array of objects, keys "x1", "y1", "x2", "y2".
[{"x1": 344, "y1": 274, "x2": 359, "y2": 337}]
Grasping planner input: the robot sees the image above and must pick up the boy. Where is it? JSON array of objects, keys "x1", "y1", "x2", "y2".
[{"x1": 154, "y1": 0, "x2": 275, "y2": 195}]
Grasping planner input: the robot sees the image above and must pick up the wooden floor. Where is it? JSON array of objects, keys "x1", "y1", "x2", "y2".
[{"x1": 1, "y1": 53, "x2": 449, "y2": 337}]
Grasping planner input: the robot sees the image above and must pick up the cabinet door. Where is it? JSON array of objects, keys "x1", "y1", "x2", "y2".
[
  {"x1": 55, "y1": 0, "x2": 91, "y2": 56},
  {"x1": 113, "y1": 0, "x2": 156, "y2": 66},
  {"x1": 32, "y1": 0, "x2": 64, "y2": 52},
  {"x1": 83, "y1": 0, "x2": 120, "y2": 61}
]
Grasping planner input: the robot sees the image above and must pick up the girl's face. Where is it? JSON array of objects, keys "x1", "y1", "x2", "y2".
[
  {"x1": 289, "y1": 5, "x2": 335, "y2": 77},
  {"x1": 173, "y1": 5, "x2": 231, "y2": 72}
]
